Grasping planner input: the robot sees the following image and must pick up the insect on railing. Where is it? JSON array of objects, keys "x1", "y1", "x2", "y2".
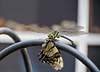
[
  {"x1": 25, "y1": 26, "x2": 99, "y2": 72},
  {"x1": 25, "y1": 26, "x2": 88, "y2": 70}
]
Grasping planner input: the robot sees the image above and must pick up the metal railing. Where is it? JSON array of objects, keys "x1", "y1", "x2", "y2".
[{"x1": 0, "y1": 27, "x2": 100, "y2": 72}]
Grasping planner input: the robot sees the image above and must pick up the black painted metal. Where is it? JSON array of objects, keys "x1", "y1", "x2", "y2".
[
  {"x1": 0, "y1": 27, "x2": 32, "y2": 72},
  {"x1": 0, "y1": 40, "x2": 99, "y2": 72}
]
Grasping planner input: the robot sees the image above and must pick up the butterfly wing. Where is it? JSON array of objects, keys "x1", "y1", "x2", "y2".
[{"x1": 39, "y1": 38, "x2": 64, "y2": 71}]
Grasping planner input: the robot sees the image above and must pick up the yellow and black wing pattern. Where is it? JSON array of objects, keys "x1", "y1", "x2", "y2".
[{"x1": 38, "y1": 38, "x2": 64, "y2": 71}]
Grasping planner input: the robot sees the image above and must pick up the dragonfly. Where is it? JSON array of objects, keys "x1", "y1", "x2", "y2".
[
  {"x1": 26, "y1": 26, "x2": 88, "y2": 47},
  {"x1": 26, "y1": 26, "x2": 87, "y2": 70}
]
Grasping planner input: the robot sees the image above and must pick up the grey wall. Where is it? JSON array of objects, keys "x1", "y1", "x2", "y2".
[
  {"x1": 0, "y1": 0, "x2": 38, "y2": 24},
  {"x1": 38, "y1": 0, "x2": 78, "y2": 26},
  {"x1": 0, "y1": 0, "x2": 77, "y2": 26}
]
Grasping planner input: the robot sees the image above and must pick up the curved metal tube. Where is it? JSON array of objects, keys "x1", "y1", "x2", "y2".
[
  {"x1": 0, "y1": 27, "x2": 32, "y2": 72},
  {"x1": 0, "y1": 40, "x2": 99, "y2": 72}
]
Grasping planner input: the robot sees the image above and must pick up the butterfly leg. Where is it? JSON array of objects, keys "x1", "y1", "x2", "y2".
[
  {"x1": 37, "y1": 50, "x2": 43, "y2": 57},
  {"x1": 39, "y1": 54, "x2": 45, "y2": 61}
]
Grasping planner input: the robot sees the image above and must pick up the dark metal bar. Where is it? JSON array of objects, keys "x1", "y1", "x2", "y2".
[
  {"x1": 0, "y1": 27, "x2": 32, "y2": 72},
  {"x1": 0, "y1": 40, "x2": 99, "y2": 72}
]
